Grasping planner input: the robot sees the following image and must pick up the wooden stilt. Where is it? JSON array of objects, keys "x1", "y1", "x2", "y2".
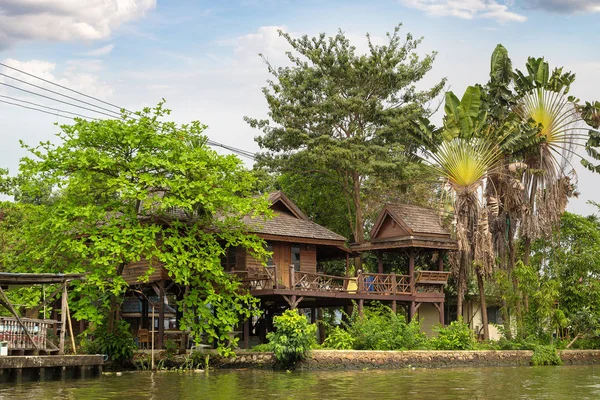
[
  {"x1": 438, "y1": 250, "x2": 445, "y2": 271},
  {"x1": 391, "y1": 300, "x2": 397, "y2": 313},
  {"x1": 59, "y1": 283, "x2": 67, "y2": 355},
  {"x1": 243, "y1": 318, "x2": 250, "y2": 349},
  {"x1": 358, "y1": 299, "x2": 364, "y2": 317},
  {"x1": 158, "y1": 281, "x2": 165, "y2": 349}
]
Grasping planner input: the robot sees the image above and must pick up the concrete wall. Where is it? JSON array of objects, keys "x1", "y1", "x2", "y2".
[
  {"x1": 215, "y1": 350, "x2": 600, "y2": 370},
  {"x1": 418, "y1": 303, "x2": 439, "y2": 336}
]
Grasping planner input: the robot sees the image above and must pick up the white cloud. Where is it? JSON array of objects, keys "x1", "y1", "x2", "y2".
[
  {"x1": 523, "y1": 0, "x2": 600, "y2": 13},
  {"x1": 84, "y1": 44, "x2": 115, "y2": 57},
  {"x1": 401, "y1": 0, "x2": 527, "y2": 22},
  {"x1": 0, "y1": 0, "x2": 155, "y2": 48}
]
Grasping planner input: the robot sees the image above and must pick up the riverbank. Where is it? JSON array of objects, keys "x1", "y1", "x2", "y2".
[{"x1": 135, "y1": 349, "x2": 600, "y2": 370}]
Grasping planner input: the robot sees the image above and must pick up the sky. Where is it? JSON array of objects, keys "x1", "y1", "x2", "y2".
[{"x1": 0, "y1": 0, "x2": 599, "y2": 215}]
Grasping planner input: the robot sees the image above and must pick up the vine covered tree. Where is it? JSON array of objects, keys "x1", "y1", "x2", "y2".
[
  {"x1": 0, "y1": 104, "x2": 271, "y2": 354},
  {"x1": 246, "y1": 24, "x2": 446, "y2": 244}
]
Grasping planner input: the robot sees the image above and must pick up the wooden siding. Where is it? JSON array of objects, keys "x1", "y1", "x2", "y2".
[
  {"x1": 376, "y1": 215, "x2": 409, "y2": 239},
  {"x1": 300, "y1": 244, "x2": 317, "y2": 274},
  {"x1": 122, "y1": 258, "x2": 168, "y2": 285}
]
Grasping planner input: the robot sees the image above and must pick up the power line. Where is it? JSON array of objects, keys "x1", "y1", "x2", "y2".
[
  {"x1": 0, "y1": 94, "x2": 100, "y2": 120},
  {"x1": 0, "y1": 64, "x2": 257, "y2": 160},
  {"x1": 0, "y1": 98, "x2": 81, "y2": 121},
  {"x1": 0, "y1": 71, "x2": 122, "y2": 118},
  {"x1": 0, "y1": 62, "x2": 126, "y2": 113},
  {"x1": 0, "y1": 81, "x2": 121, "y2": 119}
]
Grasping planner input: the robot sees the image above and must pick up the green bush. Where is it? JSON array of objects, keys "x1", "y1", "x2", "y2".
[
  {"x1": 83, "y1": 320, "x2": 136, "y2": 364},
  {"x1": 431, "y1": 317, "x2": 474, "y2": 350},
  {"x1": 531, "y1": 345, "x2": 562, "y2": 366},
  {"x1": 347, "y1": 303, "x2": 427, "y2": 350},
  {"x1": 323, "y1": 326, "x2": 354, "y2": 350},
  {"x1": 267, "y1": 309, "x2": 316, "y2": 367},
  {"x1": 250, "y1": 343, "x2": 273, "y2": 352}
]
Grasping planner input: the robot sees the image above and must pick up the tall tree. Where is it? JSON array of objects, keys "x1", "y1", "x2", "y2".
[
  {"x1": 1, "y1": 104, "x2": 271, "y2": 354},
  {"x1": 246, "y1": 25, "x2": 445, "y2": 243}
]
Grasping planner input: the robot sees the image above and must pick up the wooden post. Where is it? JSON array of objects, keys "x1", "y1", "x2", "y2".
[
  {"x1": 289, "y1": 264, "x2": 295, "y2": 289},
  {"x1": 391, "y1": 272, "x2": 397, "y2": 294},
  {"x1": 345, "y1": 254, "x2": 350, "y2": 277},
  {"x1": 158, "y1": 281, "x2": 165, "y2": 349},
  {"x1": 151, "y1": 306, "x2": 155, "y2": 370},
  {"x1": 409, "y1": 249, "x2": 415, "y2": 294},
  {"x1": 391, "y1": 300, "x2": 397, "y2": 313},
  {"x1": 377, "y1": 252, "x2": 383, "y2": 274},
  {"x1": 243, "y1": 318, "x2": 250, "y2": 349},
  {"x1": 59, "y1": 283, "x2": 67, "y2": 355},
  {"x1": 438, "y1": 250, "x2": 445, "y2": 271},
  {"x1": 357, "y1": 270, "x2": 363, "y2": 293},
  {"x1": 409, "y1": 301, "x2": 416, "y2": 322},
  {"x1": 310, "y1": 308, "x2": 316, "y2": 324},
  {"x1": 141, "y1": 295, "x2": 149, "y2": 329},
  {"x1": 273, "y1": 263, "x2": 279, "y2": 289},
  {"x1": 65, "y1": 293, "x2": 76, "y2": 354},
  {"x1": 290, "y1": 295, "x2": 297, "y2": 310},
  {"x1": 439, "y1": 302, "x2": 445, "y2": 326},
  {"x1": 358, "y1": 299, "x2": 364, "y2": 317}
]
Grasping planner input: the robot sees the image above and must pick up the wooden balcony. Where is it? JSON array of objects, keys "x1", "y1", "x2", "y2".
[{"x1": 230, "y1": 265, "x2": 450, "y2": 302}]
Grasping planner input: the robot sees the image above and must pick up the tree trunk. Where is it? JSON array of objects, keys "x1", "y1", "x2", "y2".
[
  {"x1": 456, "y1": 283, "x2": 464, "y2": 322},
  {"x1": 352, "y1": 171, "x2": 363, "y2": 270},
  {"x1": 476, "y1": 269, "x2": 489, "y2": 341}
]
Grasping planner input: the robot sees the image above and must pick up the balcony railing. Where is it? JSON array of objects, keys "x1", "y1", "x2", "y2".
[
  {"x1": 0, "y1": 317, "x2": 57, "y2": 351},
  {"x1": 231, "y1": 264, "x2": 450, "y2": 297}
]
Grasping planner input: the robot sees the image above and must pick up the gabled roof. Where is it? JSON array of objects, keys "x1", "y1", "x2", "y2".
[
  {"x1": 245, "y1": 192, "x2": 347, "y2": 245},
  {"x1": 371, "y1": 203, "x2": 451, "y2": 239}
]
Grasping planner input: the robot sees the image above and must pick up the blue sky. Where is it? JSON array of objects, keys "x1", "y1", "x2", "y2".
[{"x1": 0, "y1": 0, "x2": 599, "y2": 214}]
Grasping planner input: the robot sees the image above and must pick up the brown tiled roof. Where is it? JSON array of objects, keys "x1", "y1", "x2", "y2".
[
  {"x1": 385, "y1": 203, "x2": 450, "y2": 237},
  {"x1": 245, "y1": 213, "x2": 347, "y2": 243}
]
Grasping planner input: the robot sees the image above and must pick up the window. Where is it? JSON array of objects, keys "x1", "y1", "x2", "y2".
[
  {"x1": 487, "y1": 306, "x2": 503, "y2": 325},
  {"x1": 221, "y1": 247, "x2": 237, "y2": 270},
  {"x1": 291, "y1": 244, "x2": 301, "y2": 271},
  {"x1": 265, "y1": 243, "x2": 274, "y2": 267}
]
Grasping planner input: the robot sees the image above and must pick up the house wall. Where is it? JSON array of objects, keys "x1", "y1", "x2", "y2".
[
  {"x1": 462, "y1": 300, "x2": 503, "y2": 341},
  {"x1": 122, "y1": 258, "x2": 169, "y2": 285},
  {"x1": 418, "y1": 303, "x2": 440, "y2": 336}
]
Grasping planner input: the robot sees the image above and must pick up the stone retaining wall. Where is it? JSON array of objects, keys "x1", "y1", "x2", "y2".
[{"x1": 217, "y1": 350, "x2": 600, "y2": 370}]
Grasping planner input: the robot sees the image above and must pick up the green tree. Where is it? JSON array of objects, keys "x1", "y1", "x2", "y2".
[
  {"x1": 246, "y1": 24, "x2": 445, "y2": 244},
  {"x1": 1, "y1": 103, "x2": 271, "y2": 354}
]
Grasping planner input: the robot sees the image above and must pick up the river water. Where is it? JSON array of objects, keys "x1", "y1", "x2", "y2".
[{"x1": 1, "y1": 366, "x2": 599, "y2": 399}]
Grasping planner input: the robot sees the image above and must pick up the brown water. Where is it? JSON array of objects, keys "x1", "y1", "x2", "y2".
[{"x1": 1, "y1": 366, "x2": 599, "y2": 399}]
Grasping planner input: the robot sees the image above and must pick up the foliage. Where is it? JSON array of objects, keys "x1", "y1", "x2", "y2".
[
  {"x1": 267, "y1": 309, "x2": 317, "y2": 367},
  {"x1": 531, "y1": 345, "x2": 562, "y2": 366},
  {"x1": 164, "y1": 339, "x2": 178, "y2": 361},
  {"x1": 246, "y1": 24, "x2": 445, "y2": 242},
  {"x1": 346, "y1": 303, "x2": 426, "y2": 350},
  {"x1": 323, "y1": 326, "x2": 354, "y2": 350},
  {"x1": 0, "y1": 103, "x2": 272, "y2": 354},
  {"x1": 82, "y1": 320, "x2": 136, "y2": 364},
  {"x1": 249, "y1": 343, "x2": 273, "y2": 352},
  {"x1": 431, "y1": 317, "x2": 474, "y2": 350}
]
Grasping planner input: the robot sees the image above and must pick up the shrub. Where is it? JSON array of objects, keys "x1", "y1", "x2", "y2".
[
  {"x1": 531, "y1": 345, "x2": 562, "y2": 366},
  {"x1": 165, "y1": 339, "x2": 178, "y2": 360},
  {"x1": 82, "y1": 320, "x2": 136, "y2": 364},
  {"x1": 347, "y1": 303, "x2": 427, "y2": 350},
  {"x1": 267, "y1": 309, "x2": 316, "y2": 367},
  {"x1": 250, "y1": 343, "x2": 273, "y2": 352},
  {"x1": 431, "y1": 317, "x2": 474, "y2": 350},
  {"x1": 323, "y1": 327, "x2": 354, "y2": 350}
]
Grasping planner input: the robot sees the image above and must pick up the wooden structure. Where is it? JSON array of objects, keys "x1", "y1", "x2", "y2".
[
  {"x1": 120, "y1": 193, "x2": 458, "y2": 348},
  {"x1": 0, "y1": 272, "x2": 85, "y2": 355},
  {"x1": 351, "y1": 203, "x2": 458, "y2": 324}
]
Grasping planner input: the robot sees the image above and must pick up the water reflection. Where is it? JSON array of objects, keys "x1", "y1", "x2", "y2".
[{"x1": 0, "y1": 366, "x2": 599, "y2": 400}]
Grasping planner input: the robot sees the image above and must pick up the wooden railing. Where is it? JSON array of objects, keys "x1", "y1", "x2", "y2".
[
  {"x1": 230, "y1": 265, "x2": 448, "y2": 296},
  {"x1": 293, "y1": 271, "x2": 348, "y2": 292},
  {"x1": 231, "y1": 266, "x2": 276, "y2": 290},
  {"x1": 358, "y1": 273, "x2": 411, "y2": 294},
  {"x1": 0, "y1": 317, "x2": 56, "y2": 351}
]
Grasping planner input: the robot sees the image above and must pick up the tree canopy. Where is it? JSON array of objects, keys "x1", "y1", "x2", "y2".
[
  {"x1": 0, "y1": 103, "x2": 271, "y2": 354},
  {"x1": 246, "y1": 24, "x2": 445, "y2": 243}
]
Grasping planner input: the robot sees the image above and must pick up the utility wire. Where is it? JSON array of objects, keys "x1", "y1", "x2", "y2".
[
  {"x1": 0, "y1": 94, "x2": 100, "y2": 120},
  {"x1": 0, "y1": 81, "x2": 120, "y2": 119},
  {"x1": 0, "y1": 61, "x2": 126, "y2": 112},
  {"x1": 0, "y1": 71, "x2": 122, "y2": 118},
  {"x1": 0, "y1": 98, "x2": 81, "y2": 120},
  {"x1": 0, "y1": 65, "x2": 257, "y2": 160}
]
